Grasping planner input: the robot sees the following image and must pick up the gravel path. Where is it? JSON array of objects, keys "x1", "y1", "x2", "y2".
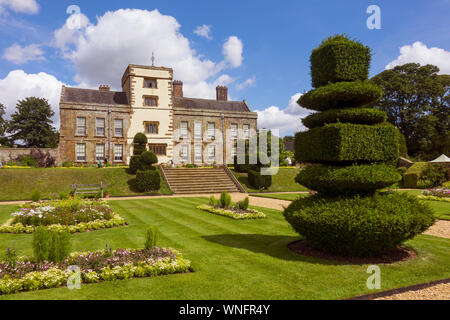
[
  {"x1": 423, "y1": 220, "x2": 450, "y2": 239},
  {"x1": 375, "y1": 283, "x2": 450, "y2": 300}
]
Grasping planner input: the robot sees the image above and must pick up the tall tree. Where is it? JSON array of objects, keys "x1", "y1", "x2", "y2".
[
  {"x1": 7, "y1": 97, "x2": 59, "y2": 148},
  {"x1": 370, "y1": 63, "x2": 449, "y2": 160},
  {"x1": 0, "y1": 103, "x2": 5, "y2": 137}
]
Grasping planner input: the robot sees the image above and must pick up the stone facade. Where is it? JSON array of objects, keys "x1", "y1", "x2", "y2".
[
  {"x1": 58, "y1": 64, "x2": 258, "y2": 165},
  {"x1": 0, "y1": 148, "x2": 58, "y2": 165}
]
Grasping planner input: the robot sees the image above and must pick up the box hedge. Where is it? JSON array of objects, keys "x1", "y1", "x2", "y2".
[
  {"x1": 298, "y1": 80, "x2": 383, "y2": 111},
  {"x1": 296, "y1": 164, "x2": 401, "y2": 195},
  {"x1": 283, "y1": 192, "x2": 435, "y2": 257},
  {"x1": 310, "y1": 35, "x2": 372, "y2": 88},
  {"x1": 129, "y1": 151, "x2": 158, "y2": 174},
  {"x1": 302, "y1": 108, "x2": 387, "y2": 129},
  {"x1": 295, "y1": 123, "x2": 399, "y2": 163},
  {"x1": 248, "y1": 170, "x2": 272, "y2": 190}
]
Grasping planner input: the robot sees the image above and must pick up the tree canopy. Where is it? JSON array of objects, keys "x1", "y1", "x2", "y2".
[
  {"x1": 6, "y1": 97, "x2": 59, "y2": 148},
  {"x1": 370, "y1": 63, "x2": 449, "y2": 160}
]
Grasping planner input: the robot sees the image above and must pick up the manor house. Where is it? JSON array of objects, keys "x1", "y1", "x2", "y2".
[{"x1": 58, "y1": 64, "x2": 258, "y2": 165}]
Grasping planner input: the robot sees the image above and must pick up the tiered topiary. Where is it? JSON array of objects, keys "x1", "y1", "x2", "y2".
[{"x1": 284, "y1": 35, "x2": 435, "y2": 257}]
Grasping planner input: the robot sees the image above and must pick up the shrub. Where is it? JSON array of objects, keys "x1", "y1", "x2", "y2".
[
  {"x1": 283, "y1": 192, "x2": 435, "y2": 257},
  {"x1": 418, "y1": 164, "x2": 448, "y2": 188},
  {"x1": 140, "y1": 151, "x2": 158, "y2": 168},
  {"x1": 59, "y1": 192, "x2": 69, "y2": 200},
  {"x1": 220, "y1": 191, "x2": 232, "y2": 208},
  {"x1": 129, "y1": 155, "x2": 142, "y2": 174},
  {"x1": 238, "y1": 197, "x2": 250, "y2": 211},
  {"x1": 30, "y1": 148, "x2": 56, "y2": 168},
  {"x1": 133, "y1": 133, "x2": 148, "y2": 155},
  {"x1": 209, "y1": 195, "x2": 218, "y2": 206},
  {"x1": 310, "y1": 34, "x2": 372, "y2": 88},
  {"x1": 233, "y1": 155, "x2": 260, "y2": 173},
  {"x1": 302, "y1": 108, "x2": 387, "y2": 129},
  {"x1": 295, "y1": 123, "x2": 399, "y2": 163},
  {"x1": 31, "y1": 190, "x2": 41, "y2": 202},
  {"x1": 296, "y1": 164, "x2": 401, "y2": 195},
  {"x1": 248, "y1": 170, "x2": 272, "y2": 190},
  {"x1": 18, "y1": 155, "x2": 37, "y2": 167},
  {"x1": 2, "y1": 246, "x2": 18, "y2": 269},
  {"x1": 298, "y1": 81, "x2": 383, "y2": 111},
  {"x1": 398, "y1": 132, "x2": 408, "y2": 157},
  {"x1": 62, "y1": 161, "x2": 73, "y2": 168},
  {"x1": 134, "y1": 170, "x2": 161, "y2": 192},
  {"x1": 33, "y1": 227, "x2": 71, "y2": 262},
  {"x1": 144, "y1": 226, "x2": 158, "y2": 249}
]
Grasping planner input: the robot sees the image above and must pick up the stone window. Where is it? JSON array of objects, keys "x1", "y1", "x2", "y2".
[
  {"x1": 114, "y1": 119, "x2": 123, "y2": 137},
  {"x1": 144, "y1": 96, "x2": 158, "y2": 107},
  {"x1": 243, "y1": 124, "x2": 250, "y2": 140},
  {"x1": 194, "y1": 144, "x2": 202, "y2": 162},
  {"x1": 208, "y1": 122, "x2": 215, "y2": 139},
  {"x1": 114, "y1": 144, "x2": 123, "y2": 162},
  {"x1": 96, "y1": 118, "x2": 105, "y2": 136},
  {"x1": 231, "y1": 123, "x2": 238, "y2": 139},
  {"x1": 143, "y1": 78, "x2": 157, "y2": 89},
  {"x1": 145, "y1": 122, "x2": 159, "y2": 135},
  {"x1": 194, "y1": 121, "x2": 202, "y2": 140},
  {"x1": 180, "y1": 121, "x2": 189, "y2": 139},
  {"x1": 75, "y1": 143, "x2": 86, "y2": 162},
  {"x1": 76, "y1": 117, "x2": 86, "y2": 136},
  {"x1": 149, "y1": 144, "x2": 167, "y2": 156},
  {"x1": 96, "y1": 144, "x2": 105, "y2": 161},
  {"x1": 180, "y1": 144, "x2": 189, "y2": 162},
  {"x1": 208, "y1": 145, "x2": 216, "y2": 163}
]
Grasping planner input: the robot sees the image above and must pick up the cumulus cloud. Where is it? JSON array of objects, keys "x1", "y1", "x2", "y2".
[
  {"x1": 236, "y1": 76, "x2": 256, "y2": 90},
  {"x1": 53, "y1": 13, "x2": 90, "y2": 54},
  {"x1": 0, "y1": 0, "x2": 39, "y2": 14},
  {"x1": 3, "y1": 43, "x2": 44, "y2": 64},
  {"x1": 52, "y1": 9, "x2": 242, "y2": 99},
  {"x1": 223, "y1": 36, "x2": 243, "y2": 68},
  {"x1": 257, "y1": 93, "x2": 312, "y2": 136},
  {"x1": 0, "y1": 70, "x2": 65, "y2": 128},
  {"x1": 386, "y1": 41, "x2": 450, "y2": 74},
  {"x1": 194, "y1": 24, "x2": 212, "y2": 40}
]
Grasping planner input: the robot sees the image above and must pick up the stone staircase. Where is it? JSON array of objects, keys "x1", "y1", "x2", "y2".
[{"x1": 161, "y1": 166, "x2": 244, "y2": 194}]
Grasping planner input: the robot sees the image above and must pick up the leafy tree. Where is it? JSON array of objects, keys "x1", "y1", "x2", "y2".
[
  {"x1": 7, "y1": 97, "x2": 58, "y2": 148},
  {"x1": 0, "y1": 103, "x2": 10, "y2": 146},
  {"x1": 370, "y1": 63, "x2": 449, "y2": 160}
]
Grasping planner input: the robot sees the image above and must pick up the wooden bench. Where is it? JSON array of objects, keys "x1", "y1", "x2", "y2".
[{"x1": 71, "y1": 182, "x2": 106, "y2": 198}]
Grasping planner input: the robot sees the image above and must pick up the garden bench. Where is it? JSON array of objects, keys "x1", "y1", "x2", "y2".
[{"x1": 71, "y1": 182, "x2": 106, "y2": 197}]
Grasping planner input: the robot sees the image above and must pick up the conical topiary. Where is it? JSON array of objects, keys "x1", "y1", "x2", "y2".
[{"x1": 283, "y1": 35, "x2": 435, "y2": 257}]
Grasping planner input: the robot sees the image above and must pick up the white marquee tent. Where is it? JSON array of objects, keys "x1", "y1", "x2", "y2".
[{"x1": 430, "y1": 154, "x2": 450, "y2": 163}]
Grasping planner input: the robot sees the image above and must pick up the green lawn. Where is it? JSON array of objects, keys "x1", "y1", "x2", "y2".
[
  {"x1": 0, "y1": 197, "x2": 449, "y2": 300},
  {"x1": 232, "y1": 168, "x2": 308, "y2": 193},
  {"x1": 0, "y1": 168, "x2": 172, "y2": 201}
]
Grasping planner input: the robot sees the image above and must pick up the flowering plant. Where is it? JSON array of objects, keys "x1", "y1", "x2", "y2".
[
  {"x1": 421, "y1": 188, "x2": 450, "y2": 198},
  {"x1": 197, "y1": 204, "x2": 267, "y2": 220}
]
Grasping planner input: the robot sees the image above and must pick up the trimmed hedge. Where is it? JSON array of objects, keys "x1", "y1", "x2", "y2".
[
  {"x1": 403, "y1": 162, "x2": 428, "y2": 188},
  {"x1": 135, "y1": 170, "x2": 161, "y2": 192},
  {"x1": 298, "y1": 80, "x2": 383, "y2": 111},
  {"x1": 295, "y1": 123, "x2": 399, "y2": 163},
  {"x1": 310, "y1": 35, "x2": 372, "y2": 88},
  {"x1": 248, "y1": 170, "x2": 272, "y2": 190},
  {"x1": 302, "y1": 108, "x2": 387, "y2": 129},
  {"x1": 129, "y1": 151, "x2": 158, "y2": 174},
  {"x1": 133, "y1": 133, "x2": 148, "y2": 155},
  {"x1": 283, "y1": 192, "x2": 435, "y2": 257},
  {"x1": 296, "y1": 164, "x2": 401, "y2": 195}
]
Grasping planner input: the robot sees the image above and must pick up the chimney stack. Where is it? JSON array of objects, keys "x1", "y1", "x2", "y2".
[
  {"x1": 99, "y1": 85, "x2": 110, "y2": 91},
  {"x1": 173, "y1": 80, "x2": 183, "y2": 97},
  {"x1": 216, "y1": 86, "x2": 228, "y2": 101}
]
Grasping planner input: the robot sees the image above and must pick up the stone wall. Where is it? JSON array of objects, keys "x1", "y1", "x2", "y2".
[{"x1": 0, "y1": 147, "x2": 59, "y2": 165}]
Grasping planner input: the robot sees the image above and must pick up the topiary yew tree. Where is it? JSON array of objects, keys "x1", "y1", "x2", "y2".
[{"x1": 284, "y1": 35, "x2": 435, "y2": 257}]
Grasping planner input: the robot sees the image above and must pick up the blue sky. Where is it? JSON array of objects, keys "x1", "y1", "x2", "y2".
[{"x1": 0, "y1": 0, "x2": 449, "y2": 135}]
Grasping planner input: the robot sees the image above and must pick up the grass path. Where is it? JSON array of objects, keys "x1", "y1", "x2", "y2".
[{"x1": 0, "y1": 197, "x2": 449, "y2": 300}]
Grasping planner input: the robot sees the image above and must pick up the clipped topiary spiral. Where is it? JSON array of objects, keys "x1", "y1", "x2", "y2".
[{"x1": 302, "y1": 108, "x2": 387, "y2": 129}]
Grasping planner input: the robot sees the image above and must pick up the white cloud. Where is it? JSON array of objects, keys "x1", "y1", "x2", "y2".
[
  {"x1": 222, "y1": 36, "x2": 243, "y2": 68},
  {"x1": 236, "y1": 76, "x2": 256, "y2": 90},
  {"x1": 53, "y1": 9, "x2": 242, "y2": 99},
  {"x1": 257, "y1": 93, "x2": 312, "y2": 136},
  {"x1": 0, "y1": 0, "x2": 39, "y2": 14},
  {"x1": 53, "y1": 13, "x2": 90, "y2": 54},
  {"x1": 194, "y1": 24, "x2": 212, "y2": 40},
  {"x1": 386, "y1": 41, "x2": 450, "y2": 74},
  {"x1": 0, "y1": 70, "x2": 64, "y2": 128},
  {"x1": 3, "y1": 43, "x2": 44, "y2": 64}
]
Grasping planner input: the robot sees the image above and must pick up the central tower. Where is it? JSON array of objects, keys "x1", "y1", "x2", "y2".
[{"x1": 122, "y1": 64, "x2": 174, "y2": 164}]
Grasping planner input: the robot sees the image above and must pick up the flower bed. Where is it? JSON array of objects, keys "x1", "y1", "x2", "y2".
[
  {"x1": 0, "y1": 247, "x2": 190, "y2": 295},
  {"x1": 419, "y1": 188, "x2": 450, "y2": 202},
  {"x1": 197, "y1": 204, "x2": 267, "y2": 220},
  {"x1": 0, "y1": 199, "x2": 126, "y2": 234}
]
